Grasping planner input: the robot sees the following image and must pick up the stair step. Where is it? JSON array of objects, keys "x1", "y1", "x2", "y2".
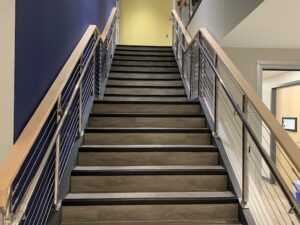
[
  {"x1": 114, "y1": 55, "x2": 176, "y2": 62},
  {"x1": 111, "y1": 66, "x2": 179, "y2": 73},
  {"x1": 107, "y1": 80, "x2": 183, "y2": 87},
  {"x1": 78, "y1": 145, "x2": 219, "y2": 166},
  {"x1": 83, "y1": 128, "x2": 211, "y2": 145},
  {"x1": 62, "y1": 192, "x2": 238, "y2": 224},
  {"x1": 109, "y1": 73, "x2": 181, "y2": 80},
  {"x1": 70, "y1": 166, "x2": 227, "y2": 193},
  {"x1": 92, "y1": 101, "x2": 201, "y2": 114},
  {"x1": 116, "y1": 45, "x2": 173, "y2": 52},
  {"x1": 112, "y1": 60, "x2": 177, "y2": 67},
  {"x1": 62, "y1": 221, "x2": 242, "y2": 225},
  {"x1": 103, "y1": 96, "x2": 188, "y2": 101},
  {"x1": 88, "y1": 114, "x2": 205, "y2": 128},
  {"x1": 105, "y1": 87, "x2": 186, "y2": 95},
  {"x1": 115, "y1": 50, "x2": 174, "y2": 57}
]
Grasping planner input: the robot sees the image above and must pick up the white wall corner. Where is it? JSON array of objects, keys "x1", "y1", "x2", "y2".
[{"x1": 0, "y1": 0, "x2": 15, "y2": 164}]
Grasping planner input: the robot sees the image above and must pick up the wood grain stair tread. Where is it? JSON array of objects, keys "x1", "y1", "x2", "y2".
[
  {"x1": 84, "y1": 127, "x2": 211, "y2": 133},
  {"x1": 63, "y1": 191, "x2": 238, "y2": 205},
  {"x1": 71, "y1": 165, "x2": 227, "y2": 176},
  {"x1": 78, "y1": 145, "x2": 218, "y2": 152}
]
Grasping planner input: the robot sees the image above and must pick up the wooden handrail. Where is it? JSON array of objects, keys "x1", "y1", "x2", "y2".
[
  {"x1": 0, "y1": 7, "x2": 118, "y2": 209},
  {"x1": 101, "y1": 8, "x2": 117, "y2": 42},
  {"x1": 172, "y1": 10, "x2": 192, "y2": 44},
  {"x1": 172, "y1": 10, "x2": 300, "y2": 172},
  {"x1": 0, "y1": 25, "x2": 99, "y2": 208}
]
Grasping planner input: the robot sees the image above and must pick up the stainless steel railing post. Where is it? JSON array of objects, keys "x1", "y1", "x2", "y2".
[
  {"x1": 213, "y1": 55, "x2": 219, "y2": 136},
  {"x1": 78, "y1": 57, "x2": 84, "y2": 138},
  {"x1": 241, "y1": 94, "x2": 249, "y2": 208},
  {"x1": 54, "y1": 96, "x2": 62, "y2": 210}
]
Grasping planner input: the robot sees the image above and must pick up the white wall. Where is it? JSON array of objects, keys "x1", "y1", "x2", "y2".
[
  {"x1": 0, "y1": 0, "x2": 15, "y2": 164},
  {"x1": 224, "y1": 47, "x2": 300, "y2": 92},
  {"x1": 222, "y1": 0, "x2": 300, "y2": 49},
  {"x1": 262, "y1": 71, "x2": 300, "y2": 110},
  {"x1": 187, "y1": 0, "x2": 263, "y2": 41}
]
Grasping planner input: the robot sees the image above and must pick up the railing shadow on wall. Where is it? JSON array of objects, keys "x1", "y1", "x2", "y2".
[
  {"x1": 172, "y1": 9, "x2": 300, "y2": 225},
  {"x1": 0, "y1": 7, "x2": 117, "y2": 225}
]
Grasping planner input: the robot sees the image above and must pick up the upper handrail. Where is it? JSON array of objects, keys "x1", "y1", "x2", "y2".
[
  {"x1": 172, "y1": 9, "x2": 300, "y2": 172},
  {"x1": 101, "y1": 8, "x2": 117, "y2": 42},
  {"x1": 0, "y1": 7, "x2": 117, "y2": 210}
]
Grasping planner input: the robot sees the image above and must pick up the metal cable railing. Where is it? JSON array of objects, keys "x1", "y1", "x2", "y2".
[
  {"x1": 173, "y1": 10, "x2": 300, "y2": 225},
  {"x1": 0, "y1": 8, "x2": 117, "y2": 225}
]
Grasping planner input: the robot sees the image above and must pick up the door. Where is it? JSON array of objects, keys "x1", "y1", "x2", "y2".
[{"x1": 119, "y1": 0, "x2": 173, "y2": 46}]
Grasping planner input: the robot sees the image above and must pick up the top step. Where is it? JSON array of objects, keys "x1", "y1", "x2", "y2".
[{"x1": 117, "y1": 45, "x2": 173, "y2": 52}]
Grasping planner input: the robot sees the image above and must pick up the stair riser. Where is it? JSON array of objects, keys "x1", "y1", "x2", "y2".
[
  {"x1": 116, "y1": 46, "x2": 172, "y2": 51},
  {"x1": 111, "y1": 66, "x2": 179, "y2": 73},
  {"x1": 105, "y1": 87, "x2": 185, "y2": 95},
  {"x1": 107, "y1": 80, "x2": 183, "y2": 86},
  {"x1": 115, "y1": 50, "x2": 174, "y2": 56},
  {"x1": 84, "y1": 133, "x2": 211, "y2": 145},
  {"x1": 92, "y1": 104, "x2": 201, "y2": 114},
  {"x1": 62, "y1": 204, "x2": 238, "y2": 223},
  {"x1": 78, "y1": 152, "x2": 219, "y2": 166},
  {"x1": 109, "y1": 73, "x2": 181, "y2": 80},
  {"x1": 71, "y1": 175, "x2": 227, "y2": 193},
  {"x1": 88, "y1": 117, "x2": 205, "y2": 128},
  {"x1": 113, "y1": 61, "x2": 177, "y2": 67},
  {"x1": 103, "y1": 96, "x2": 188, "y2": 101},
  {"x1": 114, "y1": 55, "x2": 175, "y2": 61}
]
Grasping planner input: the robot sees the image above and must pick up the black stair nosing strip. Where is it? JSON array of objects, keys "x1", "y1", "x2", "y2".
[
  {"x1": 110, "y1": 70, "x2": 179, "y2": 74},
  {"x1": 108, "y1": 77, "x2": 182, "y2": 81},
  {"x1": 115, "y1": 49, "x2": 174, "y2": 53},
  {"x1": 94, "y1": 100, "x2": 199, "y2": 104},
  {"x1": 112, "y1": 64, "x2": 178, "y2": 68},
  {"x1": 114, "y1": 53, "x2": 175, "y2": 58},
  {"x1": 62, "y1": 196, "x2": 238, "y2": 206},
  {"x1": 71, "y1": 167, "x2": 227, "y2": 176},
  {"x1": 104, "y1": 94, "x2": 187, "y2": 98},
  {"x1": 117, "y1": 44, "x2": 172, "y2": 48},
  {"x1": 112, "y1": 58, "x2": 177, "y2": 63},
  {"x1": 89, "y1": 112, "x2": 205, "y2": 118},
  {"x1": 84, "y1": 127, "x2": 211, "y2": 134},
  {"x1": 106, "y1": 85, "x2": 184, "y2": 89},
  {"x1": 78, "y1": 145, "x2": 218, "y2": 152}
]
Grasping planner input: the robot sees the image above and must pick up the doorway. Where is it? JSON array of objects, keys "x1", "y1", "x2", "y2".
[
  {"x1": 258, "y1": 62, "x2": 300, "y2": 191},
  {"x1": 118, "y1": 0, "x2": 173, "y2": 46}
]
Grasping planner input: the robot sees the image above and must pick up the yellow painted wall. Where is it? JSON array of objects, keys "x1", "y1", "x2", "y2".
[
  {"x1": 276, "y1": 84, "x2": 300, "y2": 191},
  {"x1": 119, "y1": 0, "x2": 173, "y2": 46}
]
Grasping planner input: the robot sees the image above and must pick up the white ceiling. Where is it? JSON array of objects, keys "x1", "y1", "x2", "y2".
[{"x1": 221, "y1": 0, "x2": 300, "y2": 49}]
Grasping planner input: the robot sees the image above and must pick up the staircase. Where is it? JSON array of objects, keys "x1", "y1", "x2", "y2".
[{"x1": 61, "y1": 45, "x2": 242, "y2": 225}]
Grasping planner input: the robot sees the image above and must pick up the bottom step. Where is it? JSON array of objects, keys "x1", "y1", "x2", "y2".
[
  {"x1": 62, "y1": 192, "x2": 239, "y2": 224},
  {"x1": 62, "y1": 221, "x2": 242, "y2": 225}
]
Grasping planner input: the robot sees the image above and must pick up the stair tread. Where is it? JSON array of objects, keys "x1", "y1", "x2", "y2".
[
  {"x1": 85, "y1": 127, "x2": 211, "y2": 133},
  {"x1": 95, "y1": 100, "x2": 199, "y2": 104},
  {"x1": 79, "y1": 145, "x2": 218, "y2": 152},
  {"x1": 89, "y1": 113, "x2": 204, "y2": 117},
  {"x1": 64, "y1": 191, "x2": 236, "y2": 202},
  {"x1": 62, "y1": 222, "x2": 242, "y2": 225},
  {"x1": 72, "y1": 165, "x2": 225, "y2": 173}
]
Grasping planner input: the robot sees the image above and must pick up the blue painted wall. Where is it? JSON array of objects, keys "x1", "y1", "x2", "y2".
[{"x1": 14, "y1": 0, "x2": 116, "y2": 141}]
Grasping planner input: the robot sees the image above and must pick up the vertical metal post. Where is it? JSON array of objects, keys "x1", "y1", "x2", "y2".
[
  {"x1": 181, "y1": 46, "x2": 185, "y2": 79},
  {"x1": 1, "y1": 191, "x2": 13, "y2": 225},
  {"x1": 54, "y1": 97, "x2": 62, "y2": 210},
  {"x1": 189, "y1": 46, "x2": 194, "y2": 100},
  {"x1": 198, "y1": 34, "x2": 203, "y2": 97},
  {"x1": 78, "y1": 57, "x2": 84, "y2": 138},
  {"x1": 213, "y1": 55, "x2": 219, "y2": 136},
  {"x1": 241, "y1": 94, "x2": 249, "y2": 208}
]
